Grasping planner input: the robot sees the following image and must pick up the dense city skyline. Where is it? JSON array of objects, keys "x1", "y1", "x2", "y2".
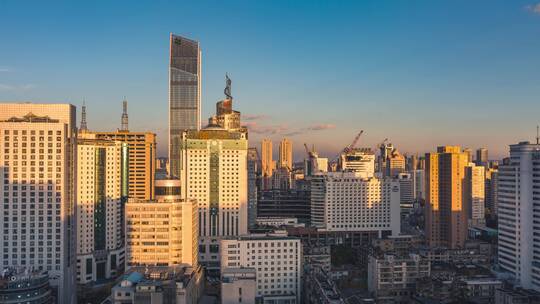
[{"x1": 2, "y1": 1, "x2": 540, "y2": 159}]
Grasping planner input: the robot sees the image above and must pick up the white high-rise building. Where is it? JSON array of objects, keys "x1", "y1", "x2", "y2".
[
  {"x1": 76, "y1": 139, "x2": 128, "y2": 284},
  {"x1": 497, "y1": 141, "x2": 540, "y2": 291},
  {"x1": 180, "y1": 93, "x2": 248, "y2": 268},
  {"x1": 310, "y1": 172, "x2": 400, "y2": 237},
  {"x1": 220, "y1": 233, "x2": 302, "y2": 304},
  {"x1": 0, "y1": 103, "x2": 77, "y2": 304},
  {"x1": 338, "y1": 148, "x2": 375, "y2": 178}
]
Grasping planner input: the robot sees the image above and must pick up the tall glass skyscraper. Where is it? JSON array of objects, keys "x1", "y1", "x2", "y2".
[{"x1": 169, "y1": 33, "x2": 201, "y2": 177}]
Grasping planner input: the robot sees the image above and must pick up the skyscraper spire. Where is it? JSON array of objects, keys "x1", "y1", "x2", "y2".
[
  {"x1": 80, "y1": 99, "x2": 88, "y2": 131},
  {"x1": 121, "y1": 97, "x2": 129, "y2": 131}
]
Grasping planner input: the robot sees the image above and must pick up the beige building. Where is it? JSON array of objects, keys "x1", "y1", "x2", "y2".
[
  {"x1": 79, "y1": 130, "x2": 156, "y2": 200},
  {"x1": 0, "y1": 103, "x2": 77, "y2": 304},
  {"x1": 76, "y1": 138, "x2": 128, "y2": 284},
  {"x1": 279, "y1": 138, "x2": 293, "y2": 171},
  {"x1": 261, "y1": 139, "x2": 274, "y2": 178},
  {"x1": 386, "y1": 148, "x2": 405, "y2": 177},
  {"x1": 180, "y1": 96, "x2": 248, "y2": 268},
  {"x1": 221, "y1": 268, "x2": 257, "y2": 304},
  {"x1": 425, "y1": 146, "x2": 469, "y2": 249},
  {"x1": 465, "y1": 162, "x2": 485, "y2": 225},
  {"x1": 125, "y1": 196, "x2": 198, "y2": 267}
]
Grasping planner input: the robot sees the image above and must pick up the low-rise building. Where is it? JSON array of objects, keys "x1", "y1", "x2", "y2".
[
  {"x1": 220, "y1": 233, "x2": 302, "y2": 303},
  {"x1": 221, "y1": 268, "x2": 257, "y2": 304},
  {"x1": 367, "y1": 253, "x2": 430, "y2": 301},
  {"x1": 111, "y1": 265, "x2": 203, "y2": 304},
  {"x1": 495, "y1": 287, "x2": 540, "y2": 304}
]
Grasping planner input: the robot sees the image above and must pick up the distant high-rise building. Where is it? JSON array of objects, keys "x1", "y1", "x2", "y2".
[
  {"x1": 126, "y1": 178, "x2": 197, "y2": 267},
  {"x1": 497, "y1": 141, "x2": 540, "y2": 291},
  {"x1": 463, "y1": 148, "x2": 473, "y2": 163},
  {"x1": 338, "y1": 148, "x2": 375, "y2": 178},
  {"x1": 169, "y1": 34, "x2": 202, "y2": 178},
  {"x1": 386, "y1": 149, "x2": 405, "y2": 177},
  {"x1": 272, "y1": 167, "x2": 292, "y2": 190},
  {"x1": 485, "y1": 167, "x2": 498, "y2": 220},
  {"x1": 180, "y1": 93, "x2": 248, "y2": 268},
  {"x1": 378, "y1": 141, "x2": 394, "y2": 173},
  {"x1": 76, "y1": 138, "x2": 128, "y2": 284},
  {"x1": 0, "y1": 103, "x2": 77, "y2": 304},
  {"x1": 464, "y1": 163, "x2": 485, "y2": 226},
  {"x1": 279, "y1": 138, "x2": 293, "y2": 171},
  {"x1": 425, "y1": 146, "x2": 469, "y2": 249},
  {"x1": 397, "y1": 173, "x2": 415, "y2": 205},
  {"x1": 311, "y1": 172, "x2": 400, "y2": 237},
  {"x1": 476, "y1": 148, "x2": 488, "y2": 166},
  {"x1": 121, "y1": 98, "x2": 129, "y2": 131},
  {"x1": 261, "y1": 139, "x2": 273, "y2": 177},
  {"x1": 413, "y1": 169, "x2": 425, "y2": 201},
  {"x1": 247, "y1": 148, "x2": 259, "y2": 228}
]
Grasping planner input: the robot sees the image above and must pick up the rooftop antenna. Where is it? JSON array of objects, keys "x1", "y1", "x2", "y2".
[
  {"x1": 80, "y1": 99, "x2": 88, "y2": 131},
  {"x1": 121, "y1": 97, "x2": 129, "y2": 131},
  {"x1": 537, "y1": 125, "x2": 539, "y2": 145}
]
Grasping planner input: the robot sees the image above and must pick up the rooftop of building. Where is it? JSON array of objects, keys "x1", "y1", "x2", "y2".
[
  {"x1": 114, "y1": 265, "x2": 198, "y2": 291},
  {"x1": 225, "y1": 231, "x2": 300, "y2": 241}
]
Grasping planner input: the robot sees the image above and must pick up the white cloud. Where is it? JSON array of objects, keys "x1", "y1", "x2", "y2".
[{"x1": 0, "y1": 83, "x2": 36, "y2": 91}]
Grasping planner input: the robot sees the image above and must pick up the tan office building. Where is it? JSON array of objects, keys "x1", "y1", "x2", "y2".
[
  {"x1": 261, "y1": 138, "x2": 274, "y2": 177},
  {"x1": 425, "y1": 146, "x2": 469, "y2": 249},
  {"x1": 279, "y1": 138, "x2": 293, "y2": 171},
  {"x1": 125, "y1": 197, "x2": 198, "y2": 267},
  {"x1": 79, "y1": 131, "x2": 156, "y2": 200}
]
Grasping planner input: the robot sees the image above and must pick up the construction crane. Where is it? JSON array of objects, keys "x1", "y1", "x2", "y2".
[{"x1": 331, "y1": 130, "x2": 364, "y2": 164}]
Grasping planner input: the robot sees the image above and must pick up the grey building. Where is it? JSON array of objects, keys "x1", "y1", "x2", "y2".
[{"x1": 169, "y1": 34, "x2": 201, "y2": 178}]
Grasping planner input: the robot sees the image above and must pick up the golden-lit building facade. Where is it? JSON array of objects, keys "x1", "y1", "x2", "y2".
[{"x1": 425, "y1": 146, "x2": 469, "y2": 249}]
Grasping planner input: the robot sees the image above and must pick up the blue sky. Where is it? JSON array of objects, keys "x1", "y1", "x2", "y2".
[{"x1": 1, "y1": 1, "x2": 540, "y2": 159}]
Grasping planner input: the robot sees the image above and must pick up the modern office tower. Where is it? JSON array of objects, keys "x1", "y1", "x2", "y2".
[
  {"x1": 476, "y1": 148, "x2": 488, "y2": 166},
  {"x1": 247, "y1": 148, "x2": 259, "y2": 228},
  {"x1": 310, "y1": 172, "x2": 400, "y2": 237},
  {"x1": 169, "y1": 33, "x2": 202, "y2": 178},
  {"x1": 221, "y1": 268, "x2": 257, "y2": 304},
  {"x1": 386, "y1": 149, "x2": 405, "y2": 177},
  {"x1": 121, "y1": 98, "x2": 129, "y2": 132},
  {"x1": 425, "y1": 146, "x2": 469, "y2": 249},
  {"x1": 417, "y1": 156, "x2": 425, "y2": 170},
  {"x1": 257, "y1": 190, "x2": 311, "y2": 224},
  {"x1": 464, "y1": 163, "x2": 485, "y2": 226},
  {"x1": 397, "y1": 173, "x2": 415, "y2": 204},
  {"x1": 338, "y1": 148, "x2": 375, "y2": 178},
  {"x1": 76, "y1": 138, "x2": 128, "y2": 284},
  {"x1": 220, "y1": 233, "x2": 302, "y2": 303},
  {"x1": 279, "y1": 138, "x2": 293, "y2": 171},
  {"x1": 79, "y1": 130, "x2": 156, "y2": 200},
  {"x1": 180, "y1": 96, "x2": 248, "y2": 268},
  {"x1": 485, "y1": 167, "x2": 498, "y2": 220},
  {"x1": 413, "y1": 169, "x2": 425, "y2": 201},
  {"x1": 497, "y1": 141, "x2": 540, "y2": 291},
  {"x1": 125, "y1": 196, "x2": 198, "y2": 267},
  {"x1": 0, "y1": 103, "x2": 76, "y2": 304}
]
